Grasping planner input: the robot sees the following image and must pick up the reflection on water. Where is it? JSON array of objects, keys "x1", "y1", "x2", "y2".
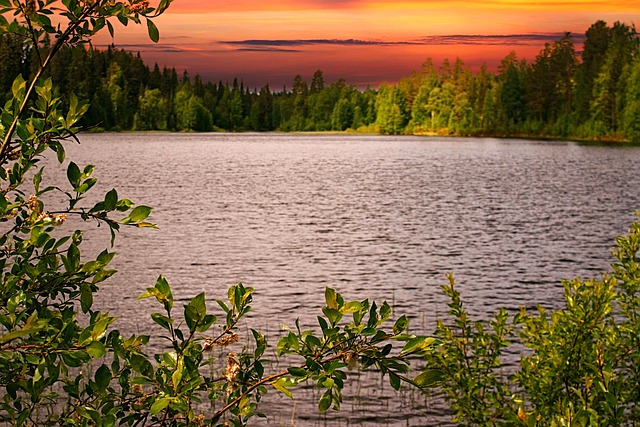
[{"x1": 53, "y1": 133, "x2": 640, "y2": 426}]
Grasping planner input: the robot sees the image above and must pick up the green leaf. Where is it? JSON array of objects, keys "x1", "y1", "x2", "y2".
[
  {"x1": 155, "y1": 275, "x2": 173, "y2": 302},
  {"x1": 50, "y1": 141, "x2": 65, "y2": 163},
  {"x1": 117, "y1": 14, "x2": 128, "y2": 26},
  {"x1": 400, "y1": 336, "x2": 438, "y2": 356},
  {"x1": 325, "y1": 287, "x2": 338, "y2": 309},
  {"x1": 31, "y1": 12, "x2": 52, "y2": 28},
  {"x1": 69, "y1": 92, "x2": 79, "y2": 116},
  {"x1": 0, "y1": 327, "x2": 39, "y2": 344},
  {"x1": 77, "y1": 406, "x2": 100, "y2": 424},
  {"x1": 172, "y1": 357, "x2": 183, "y2": 389},
  {"x1": 115, "y1": 198, "x2": 133, "y2": 211},
  {"x1": 67, "y1": 162, "x2": 81, "y2": 187},
  {"x1": 80, "y1": 284, "x2": 93, "y2": 313},
  {"x1": 388, "y1": 371, "x2": 401, "y2": 391},
  {"x1": 162, "y1": 351, "x2": 177, "y2": 368},
  {"x1": 140, "y1": 275, "x2": 174, "y2": 311},
  {"x1": 33, "y1": 167, "x2": 43, "y2": 193},
  {"x1": 91, "y1": 316, "x2": 112, "y2": 341},
  {"x1": 66, "y1": 243, "x2": 80, "y2": 272},
  {"x1": 414, "y1": 369, "x2": 445, "y2": 387},
  {"x1": 102, "y1": 414, "x2": 116, "y2": 427},
  {"x1": 322, "y1": 307, "x2": 343, "y2": 326},
  {"x1": 393, "y1": 315, "x2": 409, "y2": 334},
  {"x1": 197, "y1": 314, "x2": 216, "y2": 332},
  {"x1": 287, "y1": 367, "x2": 308, "y2": 378},
  {"x1": 150, "y1": 396, "x2": 171, "y2": 415},
  {"x1": 189, "y1": 292, "x2": 206, "y2": 315},
  {"x1": 322, "y1": 377, "x2": 335, "y2": 388},
  {"x1": 340, "y1": 301, "x2": 362, "y2": 313},
  {"x1": 97, "y1": 249, "x2": 116, "y2": 265},
  {"x1": 271, "y1": 377, "x2": 293, "y2": 399},
  {"x1": 30, "y1": 225, "x2": 43, "y2": 246},
  {"x1": 1, "y1": 111, "x2": 13, "y2": 128},
  {"x1": 150, "y1": 313, "x2": 173, "y2": 331},
  {"x1": 184, "y1": 311, "x2": 197, "y2": 333},
  {"x1": 84, "y1": 163, "x2": 95, "y2": 175},
  {"x1": 380, "y1": 301, "x2": 391, "y2": 322},
  {"x1": 252, "y1": 329, "x2": 266, "y2": 359},
  {"x1": 86, "y1": 341, "x2": 107, "y2": 359},
  {"x1": 156, "y1": 0, "x2": 170, "y2": 14},
  {"x1": 185, "y1": 292, "x2": 207, "y2": 332},
  {"x1": 95, "y1": 364, "x2": 111, "y2": 391},
  {"x1": 121, "y1": 205, "x2": 152, "y2": 224},
  {"x1": 146, "y1": 18, "x2": 159, "y2": 42},
  {"x1": 367, "y1": 301, "x2": 378, "y2": 328},
  {"x1": 381, "y1": 343, "x2": 392, "y2": 356},
  {"x1": 305, "y1": 334, "x2": 322, "y2": 349},
  {"x1": 318, "y1": 389, "x2": 332, "y2": 412},
  {"x1": 254, "y1": 360, "x2": 264, "y2": 378},
  {"x1": 76, "y1": 177, "x2": 97, "y2": 194},
  {"x1": 130, "y1": 354, "x2": 153, "y2": 377},
  {"x1": 216, "y1": 299, "x2": 230, "y2": 314},
  {"x1": 104, "y1": 189, "x2": 118, "y2": 211},
  {"x1": 11, "y1": 75, "x2": 25, "y2": 98},
  {"x1": 317, "y1": 316, "x2": 329, "y2": 333},
  {"x1": 62, "y1": 351, "x2": 90, "y2": 368},
  {"x1": 276, "y1": 335, "x2": 291, "y2": 356},
  {"x1": 17, "y1": 410, "x2": 28, "y2": 425},
  {"x1": 136, "y1": 221, "x2": 158, "y2": 228}
]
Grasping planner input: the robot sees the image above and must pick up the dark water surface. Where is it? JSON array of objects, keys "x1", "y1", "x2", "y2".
[{"x1": 59, "y1": 133, "x2": 640, "y2": 425}]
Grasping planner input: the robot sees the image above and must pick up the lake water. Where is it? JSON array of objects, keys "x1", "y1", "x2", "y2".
[{"x1": 55, "y1": 133, "x2": 640, "y2": 426}]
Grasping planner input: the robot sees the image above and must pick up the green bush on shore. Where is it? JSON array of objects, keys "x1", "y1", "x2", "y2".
[{"x1": 418, "y1": 214, "x2": 640, "y2": 426}]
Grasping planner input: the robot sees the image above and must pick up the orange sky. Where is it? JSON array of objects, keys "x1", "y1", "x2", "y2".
[{"x1": 98, "y1": 0, "x2": 639, "y2": 89}]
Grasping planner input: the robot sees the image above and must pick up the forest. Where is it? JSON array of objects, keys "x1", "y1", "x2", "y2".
[{"x1": 1, "y1": 19, "x2": 639, "y2": 142}]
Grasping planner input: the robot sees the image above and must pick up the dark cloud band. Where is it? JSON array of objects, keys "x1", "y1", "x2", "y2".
[
  {"x1": 97, "y1": 32, "x2": 586, "y2": 56},
  {"x1": 223, "y1": 38, "x2": 407, "y2": 47},
  {"x1": 222, "y1": 32, "x2": 585, "y2": 50},
  {"x1": 419, "y1": 33, "x2": 585, "y2": 45}
]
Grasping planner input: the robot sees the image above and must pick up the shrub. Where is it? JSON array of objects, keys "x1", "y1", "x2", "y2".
[{"x1": 418, "y1": 213, "x2": 640, "y2": 427}]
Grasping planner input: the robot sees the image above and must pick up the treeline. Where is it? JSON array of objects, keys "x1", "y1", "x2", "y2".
[
  {"x1": 1, "y1": 19, "x2": 639, "y2": 141},
  {"x1": 0, "y1": 36, "x2": 377, "y2": 133},
  {"x1": 381, "y1": 19, "x2": 640, "y2": 141}
]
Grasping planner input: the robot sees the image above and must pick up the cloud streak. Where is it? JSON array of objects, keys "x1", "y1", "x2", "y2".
[
  {"x1": 221, "y1": 32, "x2": 586, "y2": 51},
  {"x1": 223, "y1": 38, "x2": 409, "y2": 47},
  {"x1": 234, "y1": 47, "x2": 304, "y2": 53},
  {"x1": 101, "y1": 32, "x2": 585, "y2": 55},
  {"x1": 94, "y1": 43, "x2": 189, "y2": 53},
  {"x1": 418, "y1": 33, "x2": 586, "y2": 45}
]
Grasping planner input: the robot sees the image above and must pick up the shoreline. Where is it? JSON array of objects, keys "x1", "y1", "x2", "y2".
[{"x1": 85, "y1": 128, "x2": 639, "y2": 145}]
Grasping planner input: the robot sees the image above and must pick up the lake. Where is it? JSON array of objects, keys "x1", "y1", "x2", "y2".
[{"x1": 56, "y1": 132, "x2": 640, "y2": 426}]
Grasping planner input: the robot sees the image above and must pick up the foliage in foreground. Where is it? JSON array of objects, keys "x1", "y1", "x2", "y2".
[
  {"x1": 3, "y1": 1, "x2": 640, "y2": 426},
  {"x1": 0, "y1": 1, "x2": 430, "y2": 426},
  {"x1": 418, "y1": 214, "x2": 640, "y2": 426}
]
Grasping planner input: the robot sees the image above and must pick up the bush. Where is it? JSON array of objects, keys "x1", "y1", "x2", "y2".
[{"x1": 418, "y1": 213, "x2": 640, "y2": 426}]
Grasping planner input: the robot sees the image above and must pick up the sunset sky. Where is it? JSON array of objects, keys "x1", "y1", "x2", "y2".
[{"x1": 98, "y1": 0, "x2": 639, "y2": 90}]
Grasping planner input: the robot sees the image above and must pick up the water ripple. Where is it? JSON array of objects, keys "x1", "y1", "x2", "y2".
[{"x1": 56, "y1": 133, "x2": 640, "y2": 426}]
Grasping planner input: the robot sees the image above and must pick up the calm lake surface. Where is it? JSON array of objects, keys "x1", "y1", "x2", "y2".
[{"x1": 57, "y1": 133, "x2": 640, "y2": 426}]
